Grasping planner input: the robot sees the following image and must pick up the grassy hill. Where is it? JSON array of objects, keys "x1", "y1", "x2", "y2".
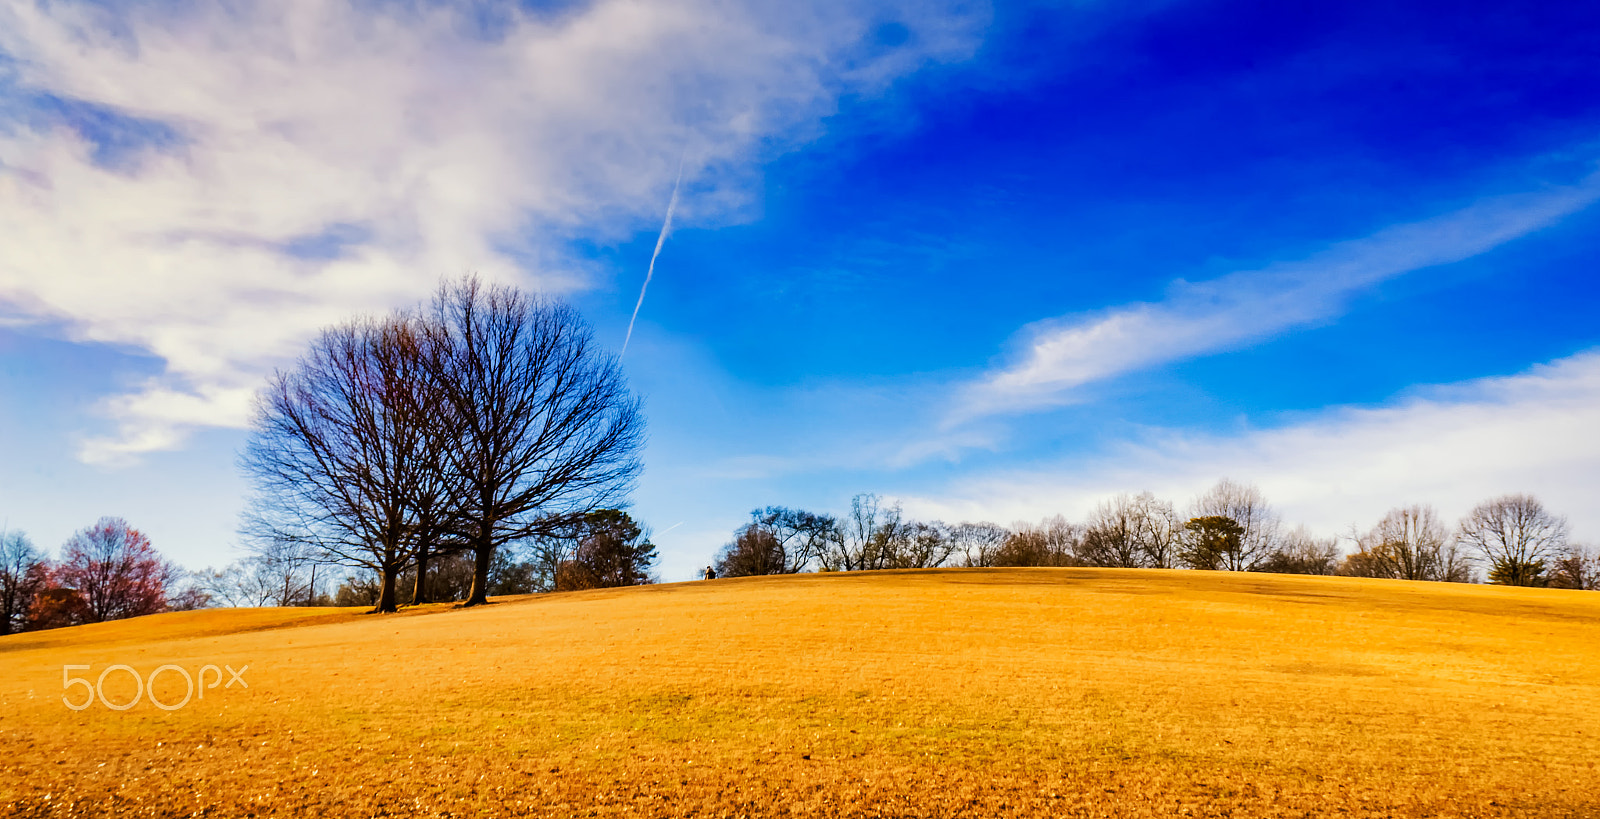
[{"x1": 2, "y1": 568, "x2": 1597, "y2": 817}]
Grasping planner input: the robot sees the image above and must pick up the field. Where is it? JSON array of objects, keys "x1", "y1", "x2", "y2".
[{"x1": 1, "y1": 568, "x2": 1597, "y2": 817}]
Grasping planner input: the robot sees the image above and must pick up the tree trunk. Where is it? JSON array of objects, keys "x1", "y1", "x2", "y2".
[
  {"x1": 464, "y1": 543, "x2": 493, "y2": 607},
  {"x1": 375, "y1": 567, "x2": 398, "y2": 613},
  {"x1": 410, "y1": 542, "x2": 432, "y2": 605}
]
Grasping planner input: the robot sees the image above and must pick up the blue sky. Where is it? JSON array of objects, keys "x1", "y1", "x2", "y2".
[{"x1": 2, "y1": 0, "x2": 1599, "y2": 580}]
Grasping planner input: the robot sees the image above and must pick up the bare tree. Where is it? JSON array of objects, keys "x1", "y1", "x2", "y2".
[
  {"x1": 1549, "y1": 543, "x2": 1600, "y2": 591},
  {"x1": 951, "y1": 521, "x2": 1012, "y2": 568},
  {"x1": 241, "y1": 314, "x2": 455, "y2": 613},
  {"x1": 425, "y1": 277, "x2": 644, "y2": 606},
  {"x1": 993, "y1": 516, "x2": 1079, "y2": 567},
  {"x1": 717, "y1": 507, "x2": 839, "y2": 577},
  {"x1": 553, "y1": 510, "x2": 657, "y2": 591},
  {"x1": 1341, "y1": 505, "x2": 1468, "y2": 581},
  {"x1": 1188, "y1": 479, "x2": 1280, "y2": 571},
  {"x1": 1080, "y1": 493, "x2": 1177, "y2": 568},
  {"x1": 824, "y1": 494, "x2": 896, "y2": 571},
  {"x1": 1259, "y1": 526, "x2": 1340, "y2": 576},
  {"x1": 1457, "y1": 494, "x2": 1568, "y2": 586},
  {"x1": 715, "y1": 525, "x2": 785, "y2": 578},
  {"x1": 893, "y1": 520, "x2": 958, "y2": 569},
  {"x1": 819, "y1": 494, "x2": 956, "y2": 571},
  {"x1": 55, "y1": 517, "x2": 179, "y2": 623},
  {"x1": 0, "y1": 529, "x2": 47, "y2": 635},
  {"x1": 1080, "y1": 496, "x2": 1143, "y2": 568}
]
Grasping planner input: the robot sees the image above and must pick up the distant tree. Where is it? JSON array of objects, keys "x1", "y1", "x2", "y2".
[
  {"x1": 1187, "y1": 479, "x2": 1280, "y2": 571},
  {"x1": 1181, "y1": 516, "x2": 1243, "y2": 571},
  {"x1": 820, "y1": 494, "x2": 957, "y2": 571},
  {"x1": 27, "y1": 584, "x2": 90, "y2": 631},
  {"x1": 165, "y1": 582, "x2": 213, "y2": 611},
  {"x1": 1338, "y1": 505, "x2": 1472, "y2": 582},
  {"x1": 992, "y1": 516, "x2": 1079, "y2": 567},
  {"x1": 1549, "y1": 544, "x2": 1600, "y2": 591},
  {"x1": 824, "y1": 493, "x2": 894, "y2": 572},
  {"x1": 1080, "y1": 493, "x2": 1178, "y2": 568},
  {"x1": 1258, "y1": 526, "x2": 1340, "y2": 576},
  {"x1": 716, "y1": 507, "x2": 839, "y2": 577},
  {"x1": 235, "y1": 524, "x2": 328, "y2": 606},
  {"x1": 334, "y1": 572, "x2": 382, "y2": 607},
  {"x1": 195, "y1": 562, "x2": 276, "y2": 608},
  {"x1": 54, "y1": 517, "x2": 178, "y2": 623},
  {"x1": 1457, "y1": 494, "x2": 1568, "y2": 586},
  {"x1": 715, "y1": 525, "x2": 785, "y2": 578},
  {"x1": 424, "y1": 277, "x2": 645, "y2": 606},
  {"x1": 950, "y1": 521, "x2": 1012, "y2": 568},
  {"x1": 1079, "y1": 496, "x2": 1142, "y2": 568},
  {"x1": 893, "y1": 521, "x2": 958, "y2": 570},
  {"x1": 555, "y1": 510, "x2": 657, "y2": 591},
  {"x1": 0, "y1": 530, "x2": 48, "y2": 635}
]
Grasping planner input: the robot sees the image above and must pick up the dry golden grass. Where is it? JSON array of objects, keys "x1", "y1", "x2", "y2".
[{"x1": 2, "y1": 568, "x2": 1598, "y2": 817}]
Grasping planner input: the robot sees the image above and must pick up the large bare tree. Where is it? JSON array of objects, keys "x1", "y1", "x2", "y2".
[
  {"x1": 1457, "y1": 494, "x2": 1568, "y2": 586},
  {"x1": 425, "y1": 277, "x2": 644, "y2": 606},
  {"x1": 241, "y1": 314, "x2": 455, "y2": 612}
]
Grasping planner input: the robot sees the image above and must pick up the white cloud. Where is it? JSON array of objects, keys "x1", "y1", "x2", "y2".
[
  {"x1": 906, "y1": 350, "x2": 1600, "y2": 542},
  {"x1": 953, "y1": 178, "x2": 1600, "y2": 423},
  {"x1": 0, "y1": 0, "x2": 985, "y2": 464}
]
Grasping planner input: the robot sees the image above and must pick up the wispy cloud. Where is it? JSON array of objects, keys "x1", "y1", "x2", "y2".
[
  {"x1": 0, "y1": 0, "x2": 986, "y2": 464},
  {"x1": 952, "y1": 177, "x2": 1600, "y2": 424},
  {"x1": 909, "y1": 350, "x2": 1600, "y2": 540}
]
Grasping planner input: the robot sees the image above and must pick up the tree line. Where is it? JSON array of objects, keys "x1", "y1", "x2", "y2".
[
  {"x1": 0, "y1": 518, "x2": 207, "y2": 635},
  {"x1": 711, "y1": 480, "x2": 1600, "y2": 590}
]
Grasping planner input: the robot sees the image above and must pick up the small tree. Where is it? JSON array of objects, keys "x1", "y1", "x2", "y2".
[
  {"x1": 1182, "y1": 516, "x2": 1242, "y2": 571},
  {"x1": 1188, "y1": 479, "x2": 1280, "y2": 571},
  {"x1": 55, "y1": 517, "x2": 178, "y2": 623},
  {"x1": 0, "y1": 530, "x2": 48, "y2": 635},
  {"x1": 1457, "y1": 494, "x2": 1567, "y2": 587},
  {"x1": 555, "y1": 510, "x2": 657, "y2": 591}
]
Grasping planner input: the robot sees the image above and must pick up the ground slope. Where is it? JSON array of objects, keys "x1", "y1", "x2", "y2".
[{"x1": 1, "y1": 569, "x2": 1597, "y2": 817}]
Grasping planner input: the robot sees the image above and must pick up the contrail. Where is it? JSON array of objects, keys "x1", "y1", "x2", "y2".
[{"x1": 621, "y1": 158, "x2": 684, "y2": 356}]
